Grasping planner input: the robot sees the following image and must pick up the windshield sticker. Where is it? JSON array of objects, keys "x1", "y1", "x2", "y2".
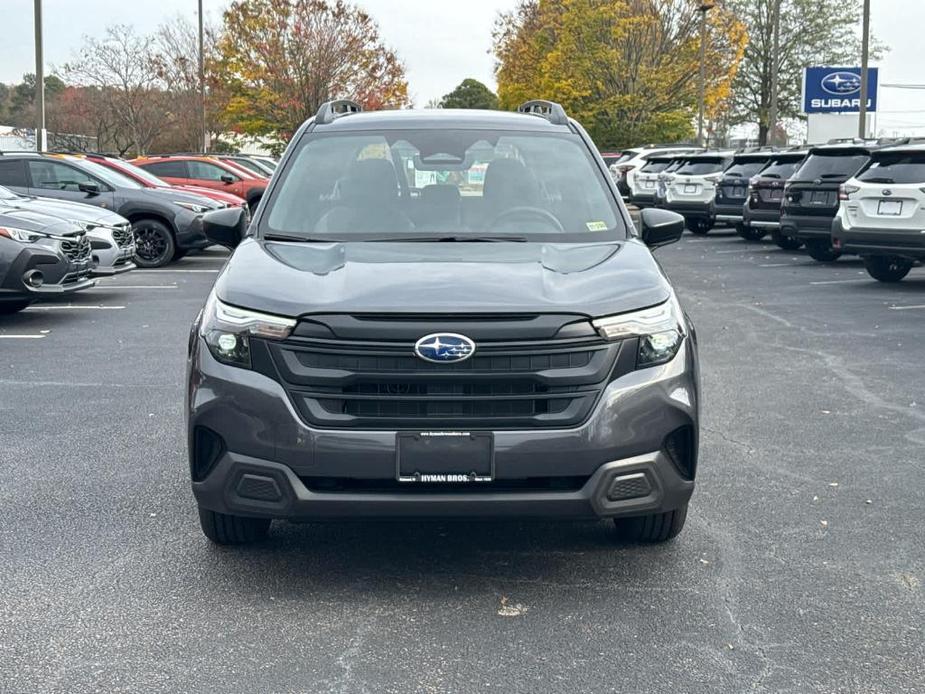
[{"x1": 585, "y1": 221, "x2": 608, "y2": 231}]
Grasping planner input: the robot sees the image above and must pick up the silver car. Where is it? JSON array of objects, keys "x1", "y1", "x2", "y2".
[{"x1": 0, "y1": 186, "x2": 135, "y2": 276}]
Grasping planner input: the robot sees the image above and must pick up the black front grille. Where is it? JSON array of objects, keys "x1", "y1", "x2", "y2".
[
  {"x1": 59, "y1": 234, "x2": 91, "y2": 262},
  {"x1": 112, "y1": 225, "x2": 134, "y2": 248},
  {"x1": 256, "y1": 320, "x2": 635, "y2": 430}
]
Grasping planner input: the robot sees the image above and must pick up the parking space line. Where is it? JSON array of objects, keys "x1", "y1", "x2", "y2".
[
  {"x1": 715, "y1": 249, "x2": 757, "y2": 254},
  {"x1": 809, "y1": 278, "x2": 869, "y2": 285},
  {"x1": 93, "y1": 285, "x2": 179, "y2": 290},
  {"x1": 759, "y1": 263, "x2": 793, "y2": 267},
  {"x1": 889, "y1": 304, "x2": 925, "y2": 311},
  {"x1": 25, "y1": 305, "x2": 125, "y2": 311},
  {"x1": 0, "y1": 334, "x2": 47, "y2": 339},
  {"x1": 134, "y1": 269, "x2": 220, "y2": 273}
]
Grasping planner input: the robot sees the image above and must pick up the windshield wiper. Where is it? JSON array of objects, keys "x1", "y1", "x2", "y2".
[
  {"x1": 263, "y1": 233, "x2": 341, "y2": 243},
  {"x1": 820, "y1": 173, "x2": 849, "y2": 178},
  {"x1": 376, "y1": 235, "x2": 528, "y2": 243}
]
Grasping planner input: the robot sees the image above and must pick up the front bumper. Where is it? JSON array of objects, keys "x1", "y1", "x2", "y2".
[
  {"x1": 188, "y1": 337, "x2": 699, "y2": 521},
  {"x1": 0, "y1": 244, "x2": 96, "y2": 303},
  {"x1": 832, "y1": 216, "x2": 925, "y2": 259},
  {"x1": 779, "y1": 212, "x2": 835, "y2": 241},
  {"x1": 89, "y1": 233, "x2": 136, "y2": 276}
]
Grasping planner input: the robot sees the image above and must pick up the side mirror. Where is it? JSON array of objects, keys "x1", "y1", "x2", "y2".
[
  {"x1": 639, "y1": 208, "x2": 685, "y2": 249},
  {"x1": 78, "y1": 181, "x2": 101, "y2": 195},
  {"x1": 220, "y1": 174, "x2": 235, "y2": 184},
  {"x1": 202, "y1": 206, "x2": 247, "y2": 249}
]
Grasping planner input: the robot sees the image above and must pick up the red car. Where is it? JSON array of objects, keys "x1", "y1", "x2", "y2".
[
  {"x1": 85, "y1": 154, "x2": 247, "y2": 209},
  {"x1": 132, "y1": 155, "x2": 268, "y2": 211}
]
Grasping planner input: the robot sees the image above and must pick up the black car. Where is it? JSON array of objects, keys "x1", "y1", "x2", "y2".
[
  {"x1": 742, "y1": 151, "x2": 807, "y2": 247},
  {"x1": 779, "y1": 145, "x2": 874, "y2": 261},
  {"x1": 0, "y1": 208, "x2": 96, "y2": 313},
  {"x1": 186, "y1": 100, "x2": 699, "y2": 546},
  {"x1": 0, "y1": 152, "x2": 216, "y2": 267},
  {"x1": 712, "y1": 152, "x2": 774, "y2": 239}
]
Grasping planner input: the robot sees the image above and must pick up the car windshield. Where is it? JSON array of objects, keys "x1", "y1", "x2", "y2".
[
  {"x1": 760, "y1": 158, "x2": 802, "y2": 179},
  {"x1": 113, "y1": 160, "x2": 169, "y2": 187},
  {"x1": 724, "y1": 160, "x2": 767, "y2": 178},
  {"x1": 794, "y1": 153, "x2": 869, "y2": 182},
  {"x1": 263, "y1": 129, "x2": 624, "y2": 242},
  {"x1": 72, "y1": 159, "x2": 143, "y2": 189},
  {"x1": 858, "y1": 153, "x2": 925, "y2": 184},
  {"x1": 676, "y1": 158, "x2": 725, "y2": 175}
]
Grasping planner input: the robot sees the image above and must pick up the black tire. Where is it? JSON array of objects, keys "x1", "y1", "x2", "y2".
[
  {"x1": 198, "y1": 507, "x2": 271, "y2": 545},
  {"x1": 0, "y1": 300, "x2": 31, "y2": 315},
  {"x1": 737, "y1": 223, "x2": 767, "y2": 241},
  {"x1": 133, "y1": 219, "x2": 176, "y2": 268},
  {"x1": 864, "y1": 255, "x2": 913, "y2": 283},
  {"x1": 771, "y1": 229, "x2": 802, "y2": 250},
  {"x1": 687, "y1": 218, "x2": 712, "y2": 235},
  {"x1": 613, "y1": 504, "x2": 688, "y2": 543},
  {"x1": 172, "y1": 248, "x2": 188, "y2": 261},
  {"x1": 805, "y1": 239, "x2": 842, "y2": 263}
]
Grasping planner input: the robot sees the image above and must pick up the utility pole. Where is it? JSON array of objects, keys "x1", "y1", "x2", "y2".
[
  {"x1": 768, "y1": 0, "x2": 781, "y2": 146},
  {"x1": 198, "y1": 0, "x2": 208, "y2": 153},
  {"x1": 34, "y1": 0, "x2": 46, "y2": 152},
  {"x1": 697, "y1": 4, "x2": 715, "y2": 148},
  {"x1": 858, "y1": 0, "x2": 871, "y2": 138}
]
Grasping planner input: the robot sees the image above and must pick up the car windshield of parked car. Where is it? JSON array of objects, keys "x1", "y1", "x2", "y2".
[
  {"x1": 760, "y1": 158, "x2": 802, "y2": 179},
  {"x1": 794, "y1": 153, "x2": 869, "y2": 181},
  {"x1": 73, "y1": 159, "x2": 143, "y2": 189},
  {"x1": 676, "y1": 158, "x2": 726, "y2": 175},
  {"x1": 264, "y1": 129, "x2": 624, "y2": 241},
  {"x1": 858, "y1": 153, "x2": 925, "y2": 184},
  {"x1": 725, "y1": 160, "x2": 767, "y2": 178},
  {"x1": 116, "y1": 160, "x2": 170, "y2": 187}
]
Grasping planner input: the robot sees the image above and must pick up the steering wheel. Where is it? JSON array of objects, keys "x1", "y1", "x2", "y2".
[{"x1": 488, "y1": 206, "x2": 565, "y2": 233}]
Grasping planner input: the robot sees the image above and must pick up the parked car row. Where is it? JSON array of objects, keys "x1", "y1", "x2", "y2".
[{"x1": 613, "y1": 140, "x2": 925, "y2": 283}]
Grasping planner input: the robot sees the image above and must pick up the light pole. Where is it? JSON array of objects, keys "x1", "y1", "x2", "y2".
[
  {"x1": 34, "y1": 0, "x2": 46, "y2": 152},
  {"x1": 858, "y1": 0, "x2": 871, "y2": 138},
  {"x1": 768, "y1": 0, "x2": 781, "y2": 146},
  {"x1": 198, "y1": 0, "x2": 208, "y2": 153},
  {"x1": 697, "y1": 3, "x2": 715, "y2": 148}
]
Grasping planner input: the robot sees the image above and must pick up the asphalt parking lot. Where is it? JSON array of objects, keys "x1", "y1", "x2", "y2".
[{"x1": 1, "y1": 234, "x2": 924, "y2": 694}]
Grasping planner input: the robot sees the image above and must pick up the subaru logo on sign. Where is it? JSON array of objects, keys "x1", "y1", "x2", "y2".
[
  {"x1": 821, "y1": 71, "x2": 861, "y2": 95},
  {"x1": 414, "y1": 333, "x2": 476, "y2": 363}
]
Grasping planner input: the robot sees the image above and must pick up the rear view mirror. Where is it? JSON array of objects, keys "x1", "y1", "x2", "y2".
[
  {"x1": 78, "y1": 181, "x2": 101, "y2": 195},
  {"x1": 639, "y1": 208, "x2": 685, "y2": 249},
  {"x1": 202, "y1": 207, "x2": 247, "y2": 249}
]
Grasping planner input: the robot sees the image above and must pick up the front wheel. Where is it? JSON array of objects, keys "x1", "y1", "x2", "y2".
[
  {"x1": 0, "y1": 300, "x2": 31, "y2": 315},
  {"x1": 613, "y1": 504, "x2": 688, "y2": 543},
  {"x1": 737, "y1": 222, "x2": 767, "y2": 241},
  {"x1": 805, "y1": 239, "x2": 842, "y2": 263},
  {"x1": 198, "y1": 507, "x2": 271, "y2": 545},
  {"x1": 864, "y1": 255, "x2": 913, "y2": 282},
  {"x1": 771, "y1": 229, "x2": 802, "y2": 250},
  {"x1": 133, "y1": 219, "x2": 176, "y2": 268}
]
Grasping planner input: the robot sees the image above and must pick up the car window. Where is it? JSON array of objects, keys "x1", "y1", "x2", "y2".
[
  {"x1": 724, "y1": 160, "x2": 767, "y2": 178},
  {"x1": 794, "y1": 153, "x2": 869, "y2": 181},
  {"x1": 27, "y1": 160, "x2": 96, "y2": 191},
  {"x1": 229, "y1": 158, "x2": 269, "y2": 176},
  {"x1": 612, "y1": 150, "x2": 639, "y2": 166},
  {"x1": 113, "y1": 160, "x2": 168, "y2": 186},
  {"x1": 189, "y1": 161, "x2": 236, "y2": 181},
  {"x1": 0, "y1": 160, "x2": 28, "y2": 187},
  {"x1": 141, "y1": 160, "x2": 188, "y2": 178},
  {"x1": 640, "y1": 160, "x2": 671, "y2": 173},
  {"x1": 676, "y1": 159, "x2": 725, "y2": 175},
  {"x1": 71, "y1": 159, "x2": 142, "y2": 189},
  {"x1": 858, "y1": 153, "x2": 925, "y2": 184},
  {"x1": 760, "y1": 158, "x2": 802, "y2": 179},
  {"x1": 264, "y1": 129, "x2": 624, "y2": 242}
]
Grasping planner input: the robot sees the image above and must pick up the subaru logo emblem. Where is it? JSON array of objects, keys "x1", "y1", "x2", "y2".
[
  {"x1": 821, "y1": 71, "x2": 861, "y2": 96},
  {"x1": 882, "y1": 189, "x2": 892, "y2": 196},
  {"x1": 414, "y1": 333, "x2": 476, "y2": 363}
]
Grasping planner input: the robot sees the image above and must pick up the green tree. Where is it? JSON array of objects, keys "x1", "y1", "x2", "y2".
[
  {"x1": 726, "y1": 0, "x2": 880, "y2": 144},
  {"x1": 215, "y1": 0, "x2": 410, "y2": 141},
  {"x1": 439, "y1": 79, "x2": 499, "y2": 110},
  {"x1": 493, "y1": 0, "x2": 747, "y2": 149}
]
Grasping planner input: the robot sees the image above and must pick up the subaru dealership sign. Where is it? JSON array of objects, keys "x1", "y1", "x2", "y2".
[{"x1": 803, "y1": 67, "x2": 878, "y2": 114}]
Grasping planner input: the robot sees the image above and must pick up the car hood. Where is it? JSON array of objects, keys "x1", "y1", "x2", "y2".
[
  {"x1": 142, "y1": 187, "x2": 223, "y2": 209},
  {"x1": 215, "y1": 238, "x2": 671, "y2": 318},
  {"x1": 173, "y1": 185, "x2": 245, "y2": 204},
  {"x1": 0, "y1": 207, "x2": 85, "y2": 236},
  {"x1": 0, "y1": 195, "x2": 128, "y2": 226}
]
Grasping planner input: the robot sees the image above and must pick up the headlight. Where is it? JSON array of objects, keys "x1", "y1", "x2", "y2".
[
  {"x1": 199, "y1": 294, "x2": 296, "y2": 368},
  {"x1": 592, "y1": 295, "x2": 686, "y2": 368},
  {"x1": 174, "y1": 201, "x2": 210, "y2": 214},
  {"x1": 0, "y1": 226, "x2": 44, "y2": 243}
]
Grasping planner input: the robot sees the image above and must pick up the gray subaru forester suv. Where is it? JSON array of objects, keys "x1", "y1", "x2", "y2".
[{"x1": 188, "y1": 100, "x2": 699, "y2": 545}]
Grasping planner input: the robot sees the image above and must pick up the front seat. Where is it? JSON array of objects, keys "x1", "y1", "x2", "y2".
[{"x1": 316, "y1": 159, "x2": 413, "y2": 234}]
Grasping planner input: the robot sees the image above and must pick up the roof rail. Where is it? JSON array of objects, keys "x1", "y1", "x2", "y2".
[
  {"x1": 517, "y1": 100, "x2": 569, "y2": 126},
  {"x1": 315, "y1": 99, "x2": 363, "y2": 125}
]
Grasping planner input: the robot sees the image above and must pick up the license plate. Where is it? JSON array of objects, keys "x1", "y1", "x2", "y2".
[
  {"x1": 878, "y1": 199, "x2": 902, "y2": 216},
  {"x1": 769, "y1": 189, "x2": 783, "y2": 201},
  {"x1": 732, "y1": 187, "x2": 746, "y2": 197},
  {"x1": 642, "y1": 180, "x2": 655, "y2": 189},
  {"x1": 811, "y1": 191, "x2": 830, "y2": 204},
  {"x1": 684, "y1": 184, "x2": 697, "y2": 194},
  {"x1": 397, "y1": 432, "x2": 493, "y2": 483}
]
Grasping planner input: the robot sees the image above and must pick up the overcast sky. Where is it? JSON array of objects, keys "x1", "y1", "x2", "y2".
[{"x1": 2, "y1": 0, "x2": 924, "y2": 134}]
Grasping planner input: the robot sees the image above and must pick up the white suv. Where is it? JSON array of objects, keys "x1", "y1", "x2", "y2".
[
  {"x1": 664, "y1": 151, "x2": 735, "y2": 234},
  {"x1": 832, "y1": 144, "x2": 925, "y2": 282},
  {"x1": 610, "y1": 146, "x2": 701, "y2": 198}
]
